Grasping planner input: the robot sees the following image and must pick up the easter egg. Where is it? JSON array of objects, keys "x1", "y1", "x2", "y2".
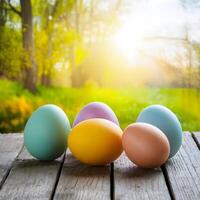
[
  {"x1": 137, "y1": 105, "x2": 182, "y2": 158},
  {"x1": 73, "y1": 102, "x2": 119, "y2": 127},
  {"x1": 122, "y1": 123, "x2": 170, "y2": 168},
  {"x1": 68, "y1": 118, "x2": 123, "y2": 165},
  {"x1": 24, "y1": 104, "x2": 71, "y2": 160}
]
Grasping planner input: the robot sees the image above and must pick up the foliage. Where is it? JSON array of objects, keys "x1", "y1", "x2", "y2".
[
  {"x1": 0, "y1": 27, "x2": 22, "y2": 79},
  {"x1": 0, "y1": 80, "x2": 199, "y2": 133},
  {"x1": 0, "y1": 97, "x2": 32, "y2": 132}
]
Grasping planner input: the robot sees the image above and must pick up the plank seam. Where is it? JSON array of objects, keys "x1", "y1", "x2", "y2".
[
  {"x1": 161, "y1": 164, "x2": 175, "y2": 200},
  {"x1": 0, "y1": 144, "x2": 24, "y2": 190},
  {"x1": 50, "y1": 151, "x2": 66, "y2": 200},
  {"x1": 110, "y1": 162, "x2": 115, "y2": 200},
  {"x1": 191, "y1": 132, "x2": 200, "y2": 150}
]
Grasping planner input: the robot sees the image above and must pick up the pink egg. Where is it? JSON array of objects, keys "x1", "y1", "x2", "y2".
[{"x1": 73, "y1": 102, "x2": 119, "y2": 127}]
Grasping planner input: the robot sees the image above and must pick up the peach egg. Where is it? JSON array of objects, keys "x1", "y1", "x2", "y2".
[{"x1": 122, "y1": 123, "x2": 170, "y2": 168}]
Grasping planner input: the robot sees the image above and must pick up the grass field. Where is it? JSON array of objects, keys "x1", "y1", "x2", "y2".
[{"x1": 0, "y1": 79, "x2": 199, "y2": 132}]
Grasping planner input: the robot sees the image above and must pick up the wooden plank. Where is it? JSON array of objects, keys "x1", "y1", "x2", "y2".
[
  {"x1": 0, "y1": 146, "x2": 65, "y2": 200},
  {"x1": 192, "y1": 132, "x2": 200, "y2": 149},
  {"x1": 0, "y1": 134, "x2": 23, "y2": 188},
  {"x1": 164, "y1": 132, "x2": 200, "y2": 200},
  {"x1": 54, "y1": 150, "x2": 110, "y2": 200},
  {"x1": 114, "y1": 153, "x2": 170, "y2": 200}
]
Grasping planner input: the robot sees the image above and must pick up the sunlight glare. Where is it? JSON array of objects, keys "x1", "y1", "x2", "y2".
[
  {"x1": 112, "y1": 0, "x2": 182, "y2": 63},
  {"x1": 113, "y1": 26, "x2": 142, "y2": 61},
  {"x1": 112, "y1": 10, "x2": 153, "y2": 62}
]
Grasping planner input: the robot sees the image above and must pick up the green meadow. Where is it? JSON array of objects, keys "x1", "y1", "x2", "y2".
[{"x1": 0, "y1": 79, "x2": 199, "y2": 133}]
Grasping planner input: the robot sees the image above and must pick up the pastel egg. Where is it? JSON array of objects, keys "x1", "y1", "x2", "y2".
[
  {"x1": 137, "y1": 105, "x2": 182, "y2": 158},
  {"x1": 69, "y1": 118, "x2": 123, "y2": 165},
  {"x1": 73, "y1": 102, "x2": 119, "y2": 127},
  {"x1": 122, "y1": 123, "x2": 170, "y2": 168},
  {"x1": 24, "y1": 104, "x2": 71, "y2": 160}
]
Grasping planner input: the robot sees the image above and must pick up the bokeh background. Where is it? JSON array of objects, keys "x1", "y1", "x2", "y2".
[{"x1": 0, "y1": 0, "x2": 200, "y2": 132}]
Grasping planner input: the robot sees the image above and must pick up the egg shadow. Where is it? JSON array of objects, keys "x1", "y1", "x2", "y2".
[
  {"x1": 118, "y1": 164, "x2": 162, "y2": 180},
  {"x1": 61, "y1": 152, "x2": 111, "y2": 178},
  {"x1": 113, "y1": 153, "x2": 165, "y2": 183},
  {"x1": 14, "y1": 146, "x2": 65, "y2": 168}
]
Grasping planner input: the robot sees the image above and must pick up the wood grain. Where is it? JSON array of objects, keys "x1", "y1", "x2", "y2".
[
  {"x1": 114, "y1": 153, "x2": 170, "y2": 200},
  {"x1": 164, "y1": 132, "x2": 200, "y2": 200},
  {"x1": 0, "y1": 134, "x2": 23, "y2": 188},
  {"x1": 0, "y1": 146, "x2": 65, "y2": 200},
  {"x1": 54, "y1": 150, "x2": 110, "y2": 200}
]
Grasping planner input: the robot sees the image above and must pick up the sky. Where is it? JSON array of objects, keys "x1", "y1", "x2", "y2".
[{"x1": 120, "y1": 0, "x2": 200, "y2": 42}]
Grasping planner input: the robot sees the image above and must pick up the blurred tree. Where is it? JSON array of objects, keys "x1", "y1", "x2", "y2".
[
  {"x1": 7, "y1": 0, "x2": 36, "y2": 92},
  {"x1": 0, "y1": 0, "x2": 22, "y2": 79},
  {"x1": 68, "y1": 0, "x2": 123, "y2": 87},
  {"x1": 0, "y1": 0, "x2": 6, "y2": 26},
  {"x1": 33, "y1": 0, "x2": 123, "y2": 87},
  {"x1": 0, "y1": 27, "x2": 22, "y2": 79},
  {"x1": 34, "y1": 0, "x2": 77, "y2": 86},
  {"x1": 36, "y1": 0, "x2": 61, "y2": 86},
  {"x1": 193, "y1": 44, "x2": 200, "y2": 90},
  {"x1": 180, "y1": 0, "x2": 194, "y2": 89}
]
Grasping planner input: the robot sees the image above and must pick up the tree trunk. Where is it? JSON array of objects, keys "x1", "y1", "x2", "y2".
[
  {"x1": 188, "y1": 43, "x2": 192, "y2": 88},
  {"x1": 20, "y1": 0, "x2": 36, "y2": 92},
  {"x1": 0, "y1": 0, "x2": 6, "y2": 27},
  {"x1": 70, "y1": 44, "x2": 78, "y2": 87},
  {"x1": 70, "y1": 0, "x2": 81, "y2": 87},
  {"x1": 39, "y1": 0, "x2": 59, "y2": 87},
  {"x1": 41, "y1": 73, "x2": 51, "y2": 86},
  {"x1": 89, "y1": 0, "x2": 93, "y2": 45}
]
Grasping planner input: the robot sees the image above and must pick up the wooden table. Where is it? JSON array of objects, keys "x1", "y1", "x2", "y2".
[{"x1": 0, "y1": 132, "x2": 200, "y2": 200}]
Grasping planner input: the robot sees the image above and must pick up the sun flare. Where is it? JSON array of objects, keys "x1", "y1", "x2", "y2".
[
  {"x1": 112, "y1": 1, "x2": 167, "y2": 63},
  {"x1": 113, "y1": 27, "x2": 143, "y2": 61},
  {"x1": 112, "y1": 14, "x2": 150, "y2": 62}
]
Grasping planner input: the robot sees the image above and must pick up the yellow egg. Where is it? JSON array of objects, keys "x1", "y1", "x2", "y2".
[{"x1": 68, "y1": 118, "x2": 123, "y2": 165}]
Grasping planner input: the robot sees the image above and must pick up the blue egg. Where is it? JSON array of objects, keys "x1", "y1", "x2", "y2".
[
  {"x1": 24, "y1": 104, "x2": 71, "y2": 160},
  {"x1": 137, "y1": 105, "x2": 182, "y2": 158}
]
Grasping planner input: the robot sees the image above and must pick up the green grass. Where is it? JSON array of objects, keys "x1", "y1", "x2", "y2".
[{"x1": 0, "y1": 79, "x2": 200, "y2": 132}]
